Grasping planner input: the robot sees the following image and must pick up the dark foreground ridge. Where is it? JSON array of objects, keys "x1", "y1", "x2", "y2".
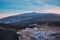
[{"x1": 0, "y1": 29, "x2": 19, "y2": 40}]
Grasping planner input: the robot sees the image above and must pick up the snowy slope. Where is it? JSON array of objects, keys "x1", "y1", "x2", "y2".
[{"x1": 0, "y1": 12, "x2": 60, "y2": 25}]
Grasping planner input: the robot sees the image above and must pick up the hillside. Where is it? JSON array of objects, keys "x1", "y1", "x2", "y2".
[{"x1": 0, "y1": 12, "x2": 60, "y2": 29}]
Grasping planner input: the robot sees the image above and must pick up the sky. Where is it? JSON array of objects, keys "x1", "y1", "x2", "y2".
[{"x1": 0, "y1": 0, "x2": 60, "y2": 18}]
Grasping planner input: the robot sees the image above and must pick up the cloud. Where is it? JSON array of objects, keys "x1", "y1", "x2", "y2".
[
  {"x1": 0, "y1": 0, "x2": 60, "y2": 18},
  {"x1": 33, "y1": 0, "x2": 60, "y2": 14},
  {"x1": 34, "y1": 0, "x2": 60, "y2": 6},
  {"x1": 0, "y1": 4, "x2": 60, "y2": 18},
  {"x1": 41, "y1": 4, "x2": 60, "y2": 14}
]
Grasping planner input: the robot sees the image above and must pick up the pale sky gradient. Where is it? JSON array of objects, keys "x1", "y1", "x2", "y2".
[{"x1": 0, "y1": 0, "x2": 60, "y2": 18}]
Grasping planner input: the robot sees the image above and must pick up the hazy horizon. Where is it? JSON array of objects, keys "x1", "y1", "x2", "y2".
[{"x1": 0, "y1": 0, "x2": 60, "y2": 18}]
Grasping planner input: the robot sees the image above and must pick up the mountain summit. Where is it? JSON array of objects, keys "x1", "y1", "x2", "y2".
[{"x1": 0, "y1": 12, "x2": 60, "y2": 25}]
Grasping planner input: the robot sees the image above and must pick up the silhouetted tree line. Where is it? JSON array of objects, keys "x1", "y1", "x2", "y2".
[
  {"x1": 0, "y1": 23, "x2": 28, "y2": 29},
  {"x1": 0, "y1": 21, "x2": 60, "y2": 30}
]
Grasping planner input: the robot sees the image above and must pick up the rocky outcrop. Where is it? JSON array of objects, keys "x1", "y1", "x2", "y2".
[{"x1": 17, "y1": 27, "x2": 60, "y2": 40}]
